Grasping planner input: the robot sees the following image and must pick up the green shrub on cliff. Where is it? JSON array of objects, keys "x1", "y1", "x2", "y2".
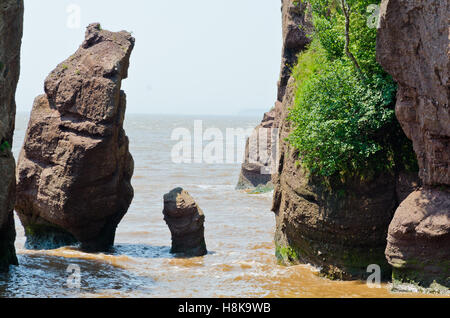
[{"x1": 288, "y1": 0, "x2": 417, "y2": 177}]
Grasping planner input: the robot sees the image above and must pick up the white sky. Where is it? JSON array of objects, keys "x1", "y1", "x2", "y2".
[{"x1": 16, "y1": 0, "x2": 282, "y2": 115}]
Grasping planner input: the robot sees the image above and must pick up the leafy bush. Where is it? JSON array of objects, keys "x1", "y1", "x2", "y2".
[{"x1": 288, "y1": 0, "x2": 417, "y2": 177}]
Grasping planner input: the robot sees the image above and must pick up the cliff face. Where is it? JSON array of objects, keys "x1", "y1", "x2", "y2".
[
  {"x1": 270, "y1": 1, "x2": 421, "y2": 280},
  {"x1": 377, "y1": 0, "x2": 449, "y2": 291},
  {"x1": 277, "y1": 0, "x2": 312, "y2": 102},
  {"x1": 15, "y1": 23, "x2": 135, "y2": 252},
  {"x1": 271, "y1": 79, "x2": 415, "y2": 279},
  {"x1": 0, "y1": 0, "x2": 23, "y2": 271},
  {"x1": 236, "y1": 0, "x2": 311, "y2": 190}
]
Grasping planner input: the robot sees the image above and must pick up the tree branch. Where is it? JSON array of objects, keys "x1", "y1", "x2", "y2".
[{"x1": 340, "y1": 0, "x2": 362, "y2": 74}]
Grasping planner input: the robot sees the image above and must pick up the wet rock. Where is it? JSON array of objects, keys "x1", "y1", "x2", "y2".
[
  {"x1": 163, "y1": 188, "x2": 207, "y2": 257},
  {"x1": 15, "y1": 23, "x2": 135, "y2": 252},
  {"x1": 377, "y1": 0, "x2": 450, "y2": 291},
  {"x1": 0, "y1": 0, "x2": 23, "y2": 271}
]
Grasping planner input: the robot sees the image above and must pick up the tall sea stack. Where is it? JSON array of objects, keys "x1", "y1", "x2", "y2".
[
  {"x1": 163, "y1": 188, "x2": 207, "y2": 257},
  {"x1": 0, "y1": 0, "x2": 23, "y2": 271},
  {"x1": 377, "y1": 0, "x2": 449, "y2": 291},
  {"x1": 15, "y1": 23, "x2": 135, "y2": 252}
]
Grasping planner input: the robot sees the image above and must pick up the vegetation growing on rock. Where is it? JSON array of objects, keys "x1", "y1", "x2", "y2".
[{"x1": 288, "y1": 0, "x2": 417, "y2": 178}]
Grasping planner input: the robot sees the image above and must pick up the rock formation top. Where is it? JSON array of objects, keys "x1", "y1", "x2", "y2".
[
  {"x1": 277, "y1": 0, "x2": 312, "y2": 102},
  {"x1": 44, "y1": 23, "x2": 134, "y2": 123}
]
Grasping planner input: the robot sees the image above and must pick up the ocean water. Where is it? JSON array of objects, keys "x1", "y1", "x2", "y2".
[{"x1": 0, "y1": 113, "x2": 435, "y2": 298}]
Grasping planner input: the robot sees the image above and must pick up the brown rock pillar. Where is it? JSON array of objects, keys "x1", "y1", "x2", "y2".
[
  {"x1": 163, "y1": 188, "x2": 207, "y2": 257},
  {"x1": 0, "y1": 0, "x2": 23, "y2": 271},
  {"x1": 377, "y1": 0, "x2": 449, "y2": 291},
  {"x1": 15, "y1": 23, "x2": 135, "y2": 252}
]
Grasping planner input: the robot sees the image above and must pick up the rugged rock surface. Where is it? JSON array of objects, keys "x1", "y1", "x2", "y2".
[
  {"x1": 377, "y1": 0, "x2": 449, "y2": 187},
  {"x1": 277, "y1": 0, "x2": 312, "y2": 102},
  {"x1": 163, "y1": 188, "x2": 207, "y2": 257},
  {"x1": 0, "y1": 0, "x2": 23, "y2": 271},
  {"x1": 377, "y1": 0, "x2": 449, "y2": 290},
  {"x1": 271, "y1": 78, "x2": 419, "y2": 280},
  {"x1": 386, "y1": 189, "x2": 449, "y2": 290},
  {"x1": 236, "y1": 0, "x2": 311, "y2": 190},
  {"x1": 15, "y1": 23, "x2": 135, "y2": 252},
  {"x1": 236, "y1": 108, "x2": 279, "y2": 190}
]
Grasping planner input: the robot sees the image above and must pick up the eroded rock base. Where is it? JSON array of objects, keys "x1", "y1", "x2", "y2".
[
  {"x1": 386, "y1": 188, "x2": 450, "y2": 293},
  {"x1": 23, "y1": 223, "x2": 78, "y2": 250}
]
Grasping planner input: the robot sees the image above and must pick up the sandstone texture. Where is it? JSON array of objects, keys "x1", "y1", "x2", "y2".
[
  {"x1": 377, "y1": 0, "x2": 449, "y2": 187},
  {"x1": 163, "y1": 188, "x2": 207, "y2": 257},
  {"x1": 386, "y1": 189, "x2": 449, "y2": 289},
  {"x1": 0, "y1": 0, "x2": 23, "y2": 271},
  {"x1": 15, "y1": 23, "x2": 135, "y2": 252},
  {"x1": 377, "y1": 0, "x2": 450, "y2": 291},
  {"x1": 236, "y1": 0, "x2": 311, "y2": 190}
]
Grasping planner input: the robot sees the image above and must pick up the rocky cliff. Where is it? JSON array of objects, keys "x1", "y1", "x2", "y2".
[
  {"x1": 236, "y1": 0, "x2": 312, "y2": 190},
  {"x1": 0, "y1": 0, "x2": 23, "y2": 271},
  {"x1": 271, "y1": 79, "x2": 419, "y2": 279},
  {"x1": 15, "y1": 23, "x2": 135, "y2": 252},
  {"x1": 377, "y1": 0, "x2": 449, "y2": 291},
  {"x1": 270, "y1": 1, "x2": 421, "y2": 280}
]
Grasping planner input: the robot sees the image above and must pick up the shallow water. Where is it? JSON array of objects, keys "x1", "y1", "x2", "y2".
[{"x1": 0, "y1": 113, "x2": 441, "y2": 298}]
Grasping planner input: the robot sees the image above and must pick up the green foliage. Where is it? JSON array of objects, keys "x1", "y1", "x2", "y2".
[
  {"x1": 248, "y1": 184, "x2": 274, "y2": 194},
  {"x1": 275, "y1": 244, "x2": 299, "y2": 264},
  {"x1": 307, "y1": 0, "x2": 382, "y2": 74},
  {"x1": 288, "y1": 0, "x2": 417, "y2": 177},
  {"x1": 0, "y1": 141, "x2": 11, "y2": 152}
]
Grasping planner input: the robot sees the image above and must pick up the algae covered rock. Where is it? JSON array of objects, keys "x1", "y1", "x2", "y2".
[{"x1": 15, "y1": 23, "x2": 135, "y2": 252}]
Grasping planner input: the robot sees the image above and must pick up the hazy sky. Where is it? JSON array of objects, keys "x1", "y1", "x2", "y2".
[{"x1": 16, "y1": 0, "x2": 282, "y2": 115}]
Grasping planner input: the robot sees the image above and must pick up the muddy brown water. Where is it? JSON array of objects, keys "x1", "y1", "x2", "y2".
[{"x1": 0, "y1": 113, "x2": 443, "y2": 298}]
